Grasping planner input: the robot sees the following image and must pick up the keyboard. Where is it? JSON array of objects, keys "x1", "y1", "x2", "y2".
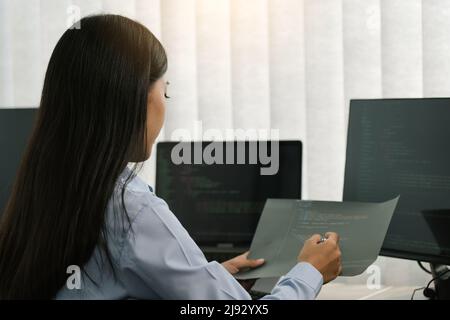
[
  {"x1": 204, "y1": 251, "x2": 240, "y2": 263},
  {"x1": 249, "y1": 289, "x2": 268, "y2": 300}
]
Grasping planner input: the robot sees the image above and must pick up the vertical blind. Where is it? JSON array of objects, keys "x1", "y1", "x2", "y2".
[{"x1": 2, "y1": 0, "x2": 449, "y2": 286}]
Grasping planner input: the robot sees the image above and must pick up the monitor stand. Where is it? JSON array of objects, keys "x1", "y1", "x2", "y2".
[{"x1": 430, "y1": 263, "x2": 450, "y2": 300}]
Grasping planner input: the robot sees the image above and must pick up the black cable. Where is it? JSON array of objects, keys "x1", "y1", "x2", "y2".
[
  {"x1": 425, "y1": 268, "x2": 450, "y2": 289},
  {"x1": 411, "y1": 268, "x2": 450, "y2": 300},
  {"x1": 411, "y1": 261, "x2": 432, "y2": 299},
  {"x1": 417, "y1": 261, "x2": 432, "y2": 274},
  {"x1": 411, "y1": 287, "x2": 425, "y2": 300}
]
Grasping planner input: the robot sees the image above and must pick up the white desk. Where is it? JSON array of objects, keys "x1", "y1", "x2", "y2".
[
  {"x1": 252, "y1": 278, "x2": 427, "y2": 300},
  {"x1": 317, "y1": 283, "x2": 426, "y2": 300}
]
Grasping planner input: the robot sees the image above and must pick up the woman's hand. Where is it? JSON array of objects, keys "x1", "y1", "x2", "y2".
[
  {"x1": 222, "y1": 251, "x2": 265, "y2": 274},
  {"x1": 298, "y1": 232, "x2": 342, "y2": 284},
  {"x1": 221, "y1": 251, "x2": 265, "y2": 291}
]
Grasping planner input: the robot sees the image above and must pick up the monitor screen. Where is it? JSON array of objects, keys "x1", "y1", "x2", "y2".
[
  {"x1": 0, "y1": 108, "x2": 37, "y2": 215},
  {"x1": 155, "y1": 141, "x2": 302, "y2": 246},
  {"x1": 344, "y1": 99, "x2": 450, "y2": 264}
]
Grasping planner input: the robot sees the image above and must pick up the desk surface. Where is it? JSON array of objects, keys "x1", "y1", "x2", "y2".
[
  {"x1": 252, "y1": 278, "x2": 427, "y2": 300},
  {"x1": 317, "y1": 283, "x2": 426, "y2": 300}
]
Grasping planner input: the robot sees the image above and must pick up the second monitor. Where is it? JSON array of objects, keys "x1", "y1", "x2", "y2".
[{"x1": 155, "y1": 141, "x2": 302, "y2": 260}]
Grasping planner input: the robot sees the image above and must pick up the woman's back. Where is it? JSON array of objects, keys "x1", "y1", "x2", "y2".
[{"x1": 56, "y1": 169, "x2": 256, "y2": 299}]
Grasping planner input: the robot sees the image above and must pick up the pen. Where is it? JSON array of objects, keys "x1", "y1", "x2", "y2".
[{"x1": 317, "y1": 236, "x2": 328, "y2": 244}]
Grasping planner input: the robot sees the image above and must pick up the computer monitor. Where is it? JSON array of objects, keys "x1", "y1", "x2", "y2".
[
  {"x1": 0, "y1": 108, "x2": 37, "y2": 215},
  {"x1": 343, "y1": 98, "x2": 450, "y2": 266},
  {"x1": 155, "y1": 141, "x2": 302, "y2": 247}
]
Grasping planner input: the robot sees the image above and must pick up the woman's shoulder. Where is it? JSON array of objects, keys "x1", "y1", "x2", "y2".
[
  {"x1": 104, "y1": 168, "x2": 172, "y2": 255},
  {"x1": 108, "y1": 168, "x2": 197, "y2": 264},
  {"x1": 107, "y1": 168, "x2": 170, "y2": 229},
  {"x1": 110, "y1": 168, "x2": 167, "y2": 221}
]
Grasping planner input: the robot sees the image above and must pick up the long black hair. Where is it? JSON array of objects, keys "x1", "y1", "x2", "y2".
[{"x1": 0, "y1": 14, "x2": 167, "y2": 299}]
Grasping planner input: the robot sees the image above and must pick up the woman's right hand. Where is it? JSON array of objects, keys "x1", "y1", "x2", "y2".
[{"x1": 297, "y1": 232, "x2": 342, "y2": 284}]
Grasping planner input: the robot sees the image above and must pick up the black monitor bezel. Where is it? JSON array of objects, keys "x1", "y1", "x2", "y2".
[
  {"x1": 155, "y1": 139, "x2": 302, "y2": 196},
  {"x1": 344, "y1": 98, "x2": 450, "y2": 265}
]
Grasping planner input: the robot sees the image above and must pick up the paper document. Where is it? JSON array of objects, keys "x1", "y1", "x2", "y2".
[{"x1": 235, "y1": 197, "x2": 399, "y2": 279}]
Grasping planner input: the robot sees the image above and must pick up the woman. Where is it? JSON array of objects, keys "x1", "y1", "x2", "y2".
[{"x1": 0, "y1": 14, "x2": 341, "y2": 299}]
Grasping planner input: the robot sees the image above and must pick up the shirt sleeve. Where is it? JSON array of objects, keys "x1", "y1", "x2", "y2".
[
  {"x1": 119, "y1": 193, "x2": 323, "y2": 300},
  {"x1": 261, "y1": 262, "x2": 323, "y2": 300}
]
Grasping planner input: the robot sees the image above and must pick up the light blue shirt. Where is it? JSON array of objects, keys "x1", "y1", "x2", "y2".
[{"x1": 56, "y1": 168, "x2": 323, "y2": 300}]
